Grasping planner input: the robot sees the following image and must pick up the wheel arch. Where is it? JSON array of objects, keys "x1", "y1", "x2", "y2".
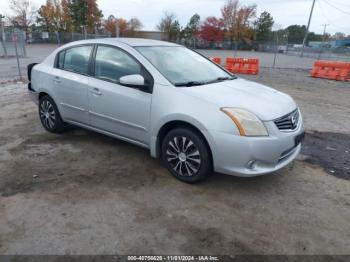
[
  {"x1": 154, "y1": 120, "x2": 213, "y2": 164},
  {"x1": 38, "y1": 91, "x2": 50, "y2": 100}
]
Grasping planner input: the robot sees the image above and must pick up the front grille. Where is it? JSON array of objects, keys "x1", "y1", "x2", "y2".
[{"x1": 274, "y1": 109, "x2": 299, "y2": 131}]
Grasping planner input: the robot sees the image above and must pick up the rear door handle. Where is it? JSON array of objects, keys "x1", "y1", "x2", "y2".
[
  {"x1": 53, "y1": 76, "x2": 61, "y2": 84},
  {"x1": 90, "y1": 88, "x2": 102, "y2": 96}
]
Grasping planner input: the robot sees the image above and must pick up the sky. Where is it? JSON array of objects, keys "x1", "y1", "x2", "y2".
[{"x1": 1, "y1": 0, "x2": 350, "y2": 35}]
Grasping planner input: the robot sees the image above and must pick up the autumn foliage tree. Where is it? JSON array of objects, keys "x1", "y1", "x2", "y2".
[
  {"x1": 104, "y1": 15, "x2": 142, "y2": 37},
  {"x1": 198, "y1": 17, "x2": 224, "y2": 43},
  {"x1": 37, "y1": 0, "x2": 103, "y2": 33},
  {"x1": 37, "y1": 0, "x2": 68, "y2": 32},
  {"x1": 60, "y1": 0, "x2": 72, "y2": 31},
  {"x1": 37, "y1": 0, "x2": 54, "y2": 31},
  {"x1": 221, "y1": 0, "x2": 256, "y2": 43}
]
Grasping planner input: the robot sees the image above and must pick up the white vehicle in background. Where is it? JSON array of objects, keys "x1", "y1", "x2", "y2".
[
  {"x1": 27, "y1": 38, "x2": 304, "y2": 183},
  {"x1": 278, "y1": 45, "x2": 287, "y2": 53}
]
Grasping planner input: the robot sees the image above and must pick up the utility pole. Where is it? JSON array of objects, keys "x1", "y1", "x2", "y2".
[
  {"x1": 301, "y1": 0, "x2": 316, "y2": 57},
  {"x1": 0, "y1": 14, "x2": 4, "y2": 40},
  {"x1": 0, "y1": 14, "x2": 7, "y2": 57},
  {"x1": 115, "y1": 18, "x2": 120, "y2": 37},
  {"x1": 318, "y1": 24, "x2": 329, "y2": 59},
  {"x1": 273, "y1": 31, "x2": 279, "y2": 68}
]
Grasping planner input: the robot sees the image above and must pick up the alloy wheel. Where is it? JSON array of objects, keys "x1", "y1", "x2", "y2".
[
  {"x1": 165, "y1": 136, "x2": 201, "y2": 176},
  {"x1": 39, "y1": 99, "x2": 56, "y2": 129}
]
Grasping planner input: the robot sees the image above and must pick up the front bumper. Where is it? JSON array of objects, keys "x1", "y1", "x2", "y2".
[{"x1": 206, "y1": 117, "x2": 304, "y2": 177}]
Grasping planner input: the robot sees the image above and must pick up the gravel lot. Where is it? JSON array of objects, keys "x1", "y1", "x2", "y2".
[{"x1": 0, "y1": 65, "x2": 349, "y2": 255}]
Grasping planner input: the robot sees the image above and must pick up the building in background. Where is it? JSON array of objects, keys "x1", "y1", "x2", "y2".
[
  {"x1": 331, "y1": 39, "x2": 350, "y2": 48},
  {"x1": 134, "y1": 31, "x2": 168, "y2": 41}
]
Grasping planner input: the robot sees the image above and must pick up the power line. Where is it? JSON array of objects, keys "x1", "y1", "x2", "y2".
[
  {"x1": 322, "y1": 0, "x2": 350, "y2": 16},
  {"x1": 326, "y1": 0, "x2": 350, "y2": 9},
  {"x1": 318, "y1": 0, "x2": 350, "y2": 30}
]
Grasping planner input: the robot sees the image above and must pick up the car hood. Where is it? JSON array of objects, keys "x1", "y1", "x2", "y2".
[{"x1": 181, "y1": 78, "x2": 297, "y2": 121}]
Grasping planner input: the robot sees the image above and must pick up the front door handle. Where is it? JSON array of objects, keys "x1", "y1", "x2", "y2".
[
  {"x1": 53, "y1": 76, "x2": 61, "y2": 84},
  {"x1": 90, "y1": 88, "x2": 102, "y2": 96}
]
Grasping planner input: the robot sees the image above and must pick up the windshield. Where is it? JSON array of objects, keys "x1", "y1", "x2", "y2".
[{"x1": 135, "y1": 46, "x2": 235, "y2": 86}]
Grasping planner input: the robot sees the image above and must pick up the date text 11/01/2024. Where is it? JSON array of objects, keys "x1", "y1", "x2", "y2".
[{"x1": 127, "y1": 255, "x2": 220, "y2": 261}]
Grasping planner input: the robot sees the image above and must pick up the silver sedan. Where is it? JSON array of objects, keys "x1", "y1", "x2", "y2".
[{"x1": 28, "y1": 38, "x2": 304, "y2": 183}]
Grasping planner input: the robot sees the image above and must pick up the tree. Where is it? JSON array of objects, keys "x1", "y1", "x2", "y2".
[
  {"x1": 37, "y1": 0, "x2": 55, "y2": 31},
  {"x1": 254, "y1": 11, "x2": 274, "y2": 42},
  {"x1": 104, "y1": 15, "x2": 117, "y2": 36},
  {"x1": 86, "y1": 0, "x2": 103, "y2": 33},
  {"x1": 157, "y1": 12, "x2": 180, "y2": 41},
  {"x1": 198, "y1": 16, "x2": 224, "y2": 43},
  {"x1": 181, "y1": 14, "x2": 200, "y2": 41},
  {"x1": 8, "y1": 0, "x2": 35, "y2": 35},
  {"x1": 61, "y1": 0, "x2": 73, "y2": 31},
  {"x1": 126, "y1": 18, "x2": 142, "y2": 36},
  {"x1": 69, "y1": 0, "x2": 102, "y2": 33},
  {"x1": 69, "y1": 0, "x2": 87, "y2": 32},
  {"x1": 308, "y1": 32, "x2": 323, "y2": 42},
  {"x1": 37, "y1": 0, "x2": 66, "y2": 32},
  {"x1": 221, "y1": 0, "x2": 256, "y2": 43},
  {"x1": 104, "y1": 15, "x2": 142, "y2": 37},
  {"x1": 286, "y1": 25, "x2": 306, "y2": 44}
]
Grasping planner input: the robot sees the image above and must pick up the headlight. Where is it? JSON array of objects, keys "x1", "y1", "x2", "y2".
[{"x1": 220, "y1": 107, "x2": 268, "y2": 136}]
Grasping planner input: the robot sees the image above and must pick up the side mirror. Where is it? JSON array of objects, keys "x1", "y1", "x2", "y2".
[{"x1": 119, "y1": 74, "x2": 146, "y2": 89}]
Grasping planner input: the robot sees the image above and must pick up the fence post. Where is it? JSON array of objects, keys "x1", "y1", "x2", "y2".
[
  {"x1": 55, "y1": 31, "x2": 60, "y2": 45},
  {"x1": 22, "y1": 30, "x2": 26, "y2": 57},
  {"x1": 272, "y1": 32, "x2": 279, "y2": 68},
  {"x1": 0, "y1": 14, "x2": 7, "y2": 57},
  {"x1": 1, "y1": 40, "x2": 7, "y2": 58},
  {"x1": 13, "y1": 33, "x2": 22, "y2": 80}
]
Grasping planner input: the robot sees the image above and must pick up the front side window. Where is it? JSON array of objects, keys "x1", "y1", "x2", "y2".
[
  {"x1": 61, "y1": 45, "x2": 92, "y2": 75},
  {"x1": 135, "y1": 46, "x2": 234, "y2": 86},
  {"x1": 94, "y1": 45, "x2": 141, "y2": 83}
]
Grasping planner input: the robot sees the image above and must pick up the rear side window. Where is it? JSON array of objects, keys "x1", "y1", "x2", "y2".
[
  {"x1": 57, "y1": 51, "x2": 65, "y2": 69},
  {"x1": 58, "y1": 45, "x2": 93, "y2": 75},
  {"x1": 94, "y1": 45, "x2": 141, "y2": 83}
]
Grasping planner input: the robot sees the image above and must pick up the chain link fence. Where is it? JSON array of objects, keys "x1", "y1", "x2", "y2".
[
  {"x1": 0, "y1": 28, "x2": 111, "y2": 58},
  {"x1": 28, "y1": 31, "x2": 111, "y2": 45},
  {"x1": 0, "y1": 28, "x2": 112, "y2": 81},
  {"x1": 0, "y1": 29, "x2": 26, "y2": 57},
  {"x1": 1, "y1": 28, "x2": 349, "y2": 82},
  {"x1": 179, "y1": 39, "x2": 350, "y2": 63}
]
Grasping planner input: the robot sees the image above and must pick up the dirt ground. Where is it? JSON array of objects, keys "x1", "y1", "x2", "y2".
[{"x1": 0, "y1": 67, "x2": 350, "y2": 255}]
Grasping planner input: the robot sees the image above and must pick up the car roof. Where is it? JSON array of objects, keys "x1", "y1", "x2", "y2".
[{"x1": 67, "y1": 38, "x2": 180, "y2": 47}]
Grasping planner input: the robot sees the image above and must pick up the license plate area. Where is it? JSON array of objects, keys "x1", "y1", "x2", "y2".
[{"x1": 295, "y1": 131, "x2": 305, "y2": 146}]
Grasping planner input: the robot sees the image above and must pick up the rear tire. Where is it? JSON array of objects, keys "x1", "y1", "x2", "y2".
[
  {"x1": 39, "y1": 95, "x2": 65, "y2": 133},
  {"x1": 161, "y1": 127, "x2": 212, "y2": 183}
]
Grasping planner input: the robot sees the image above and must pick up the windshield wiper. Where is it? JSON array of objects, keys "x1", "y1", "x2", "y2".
[
  {"x1": 198, "y1": 76, "x2": 237, "y2": 85},
  {"x1": 215, "y1": 76, "x2": 237, "y2": 81},
  {"x1": 175, "y1": 76, "x2": 237, "y2": 87},
  {"x1": 174, "y1": 81, "x2": 206, "y2": 87}
]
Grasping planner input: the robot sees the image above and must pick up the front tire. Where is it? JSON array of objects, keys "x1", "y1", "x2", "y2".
[
  {"x1": 161, "y1": 127, "x2": 212, "y2": 183},
  {"x1": 39, "y1": 95, "x2": 65, "y2": 133}
]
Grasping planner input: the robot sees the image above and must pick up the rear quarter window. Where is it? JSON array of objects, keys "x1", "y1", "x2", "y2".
[
  {"x1": 55, "y1": 45, "x2": 93, "y2": 75},
  {"x1": 57, "y1": 51, "x2": 65, "y2": 69}
]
